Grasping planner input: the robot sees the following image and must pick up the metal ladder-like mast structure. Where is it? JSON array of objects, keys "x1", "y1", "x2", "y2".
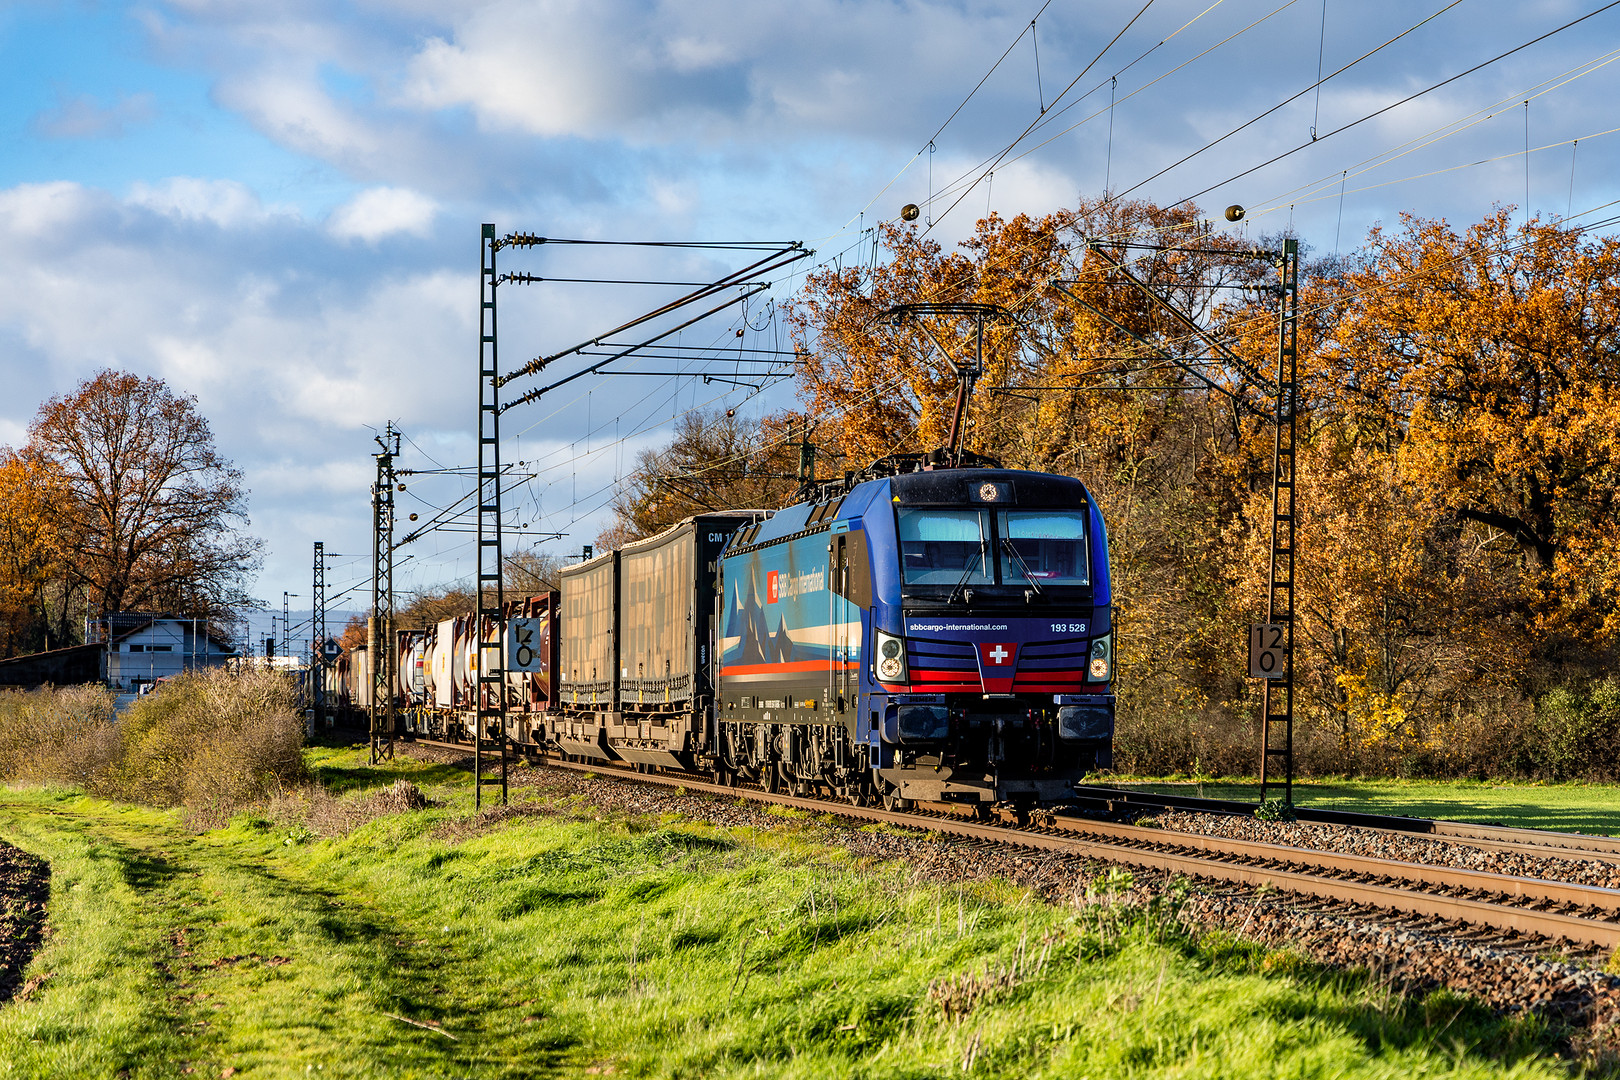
[
  {"x1": 1070, "y1": 236, "x2": 1301, "y2": 802},
  {"x1": 477, "y1": 224, "x2": 508, "y2": 808},
  {"x1": 312, "y1": 541, "x2": 326, "y2": 726},
  {"x1": 1257, "y1": 238, "x2": 1301, "y2": 805},
  {"x1": 282, "y1": 591, "x2": 294, "y2": 662},
  {"x1": 370, "y1": 424, "x2": 399, "y2": 764}
]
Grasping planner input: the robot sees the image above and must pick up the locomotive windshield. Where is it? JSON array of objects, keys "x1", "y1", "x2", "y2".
[
  {"x1": 996, "y1": 510, "x2": 1089, "y2": 586},
  {"x1": 897, "y1": 509, "x2": 992, "y2": 585},
  {"x1": 897, "y1": 504, "x2": 1091, "y2": 588}
]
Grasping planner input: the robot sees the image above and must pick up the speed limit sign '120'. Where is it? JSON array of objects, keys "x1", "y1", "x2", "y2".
[{"x1": 1249, "y1": 623, "x2": 1286, "y2": 679}]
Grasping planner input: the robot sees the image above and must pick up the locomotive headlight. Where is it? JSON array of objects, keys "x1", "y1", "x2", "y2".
[
  {"x1": 874, "y1": 629, "x2": 908, "y2": 683},
  {"x1": 1087, "y1": 634, "x2": 1113, "y2": 682}
]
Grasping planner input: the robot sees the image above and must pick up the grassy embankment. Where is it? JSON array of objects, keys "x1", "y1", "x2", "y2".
[
  {"x1": 0, "y1": 745, "x2": 1593, "y2": 1079},
  {"x1": 1113, "y1": 775, "x2": 1620, "y2": 835}
]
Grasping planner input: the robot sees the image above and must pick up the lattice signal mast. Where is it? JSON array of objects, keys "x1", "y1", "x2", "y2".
[
  {"x1": 1065, "y1": 234, "x2": 1300, "y2": 803},
  {"x1": 312, "y1": 541, "x2": 325, "y2": 726},
  {"x1": 370, "y1": 423, "x2": 400, "y2": 764},
  {"x1": 1258, "y1": 239, "x2": 1301, "y2": 805},
  {"x1": 471, "y1": 225, "x2": 810, "y2": 803},
  {"x1": 476, "y1": 225, "x2": 508, "y2": 807}
]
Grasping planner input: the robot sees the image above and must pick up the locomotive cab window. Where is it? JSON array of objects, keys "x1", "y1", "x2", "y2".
[
  {"x1": 997, "y1": 510, "x2": 1089, "y2": 586},
  {"x1": 897, "y1": 509, "x2": 991, "y2": 585}
]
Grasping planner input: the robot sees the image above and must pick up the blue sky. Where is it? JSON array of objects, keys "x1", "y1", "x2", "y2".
[{"x1": 3, "y1": 0, "x2": 1618, "y2": 651}]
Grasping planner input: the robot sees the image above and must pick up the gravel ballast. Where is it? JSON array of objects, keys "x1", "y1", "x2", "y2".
[{"x1": 1151, "y1": 809, "x2": 1620, "y2": 890}]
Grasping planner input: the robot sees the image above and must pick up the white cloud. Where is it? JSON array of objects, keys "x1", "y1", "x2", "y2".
[
  {"x1": 0, "y1": 182, "x2": 101, "y2": 237},
  {"x1": 396, "y1": 0, "x2": 1016, "y2": 143},
  {"x1": 214, "y1": 65, "x2": 392, "y2": 168},
  {"x1": 327, "y1": 186, "x2": 438, "y2": 242},
  {"x1": 0, "y1": 183, "x2": 487, "y2": 593},
  {"x1": 126, "y1": 177, "x2": 279, "y2": 227}
]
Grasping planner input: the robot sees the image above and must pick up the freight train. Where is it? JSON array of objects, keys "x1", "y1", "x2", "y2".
[{"x1": 326, "y1": 456, "x2": 1116, "y2": 812}]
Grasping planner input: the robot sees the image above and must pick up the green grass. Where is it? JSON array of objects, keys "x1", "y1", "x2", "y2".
[
  {"x1": 0, "y1": 749, "x2": 1598, "y2": 1078},
  {"x1": 1113, "y1": 775, "x2": 1620, "y2": 835}
]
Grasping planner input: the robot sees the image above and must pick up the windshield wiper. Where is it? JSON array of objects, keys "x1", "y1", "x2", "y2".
[
  {"x1": 1000, "y1": 538, "x2": 1046, "y2": 598},
  {"x1": 948, "y1": 536, "x2": 988, "y2": 603}
]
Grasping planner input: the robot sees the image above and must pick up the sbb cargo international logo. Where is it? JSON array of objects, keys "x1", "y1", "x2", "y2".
[{"x1": 766, "y1": 567, "x2": 824, "y2": 604}]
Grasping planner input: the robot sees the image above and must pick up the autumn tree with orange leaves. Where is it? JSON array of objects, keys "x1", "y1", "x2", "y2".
[
  {"x1": 1318, "y1": 211, "x2": 1620, "y2": 642},
  {"x1": 0, "y1": 448, "x2": 73, "y2": 654},
  {"x1": 600, "y1": 201, "x2": 1620, "y2": 779},
  {"x1": 599, "y1": 408, "x2": 829, "y2": 549},
  {"x1": 26, "y1": 370, "x2": 263, "y2": 628}
]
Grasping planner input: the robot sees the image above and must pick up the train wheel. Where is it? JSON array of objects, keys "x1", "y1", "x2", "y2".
[
  {"x1": 880, "y1": 785, "x2": 913, "y2": 813},
  {"x1": 760, "y1": 765, "x2": 780, "y2": 793}
]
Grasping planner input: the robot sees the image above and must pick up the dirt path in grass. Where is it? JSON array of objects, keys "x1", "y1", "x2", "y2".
[
  {"x1": 0, "y1": 839, "x2": 48, "y2": 1004},
  {"x1": 0, "y1": 796, "x2": 563, "y2": 1078}
]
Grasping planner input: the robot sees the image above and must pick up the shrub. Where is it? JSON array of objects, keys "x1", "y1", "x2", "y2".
[
  {"x1": 1533, "y1": 679, "x2": 1620, "y2": 781},
  {"x1": 100, "y1": 666, "x2": 308, "y2": 821},
  {"x1": 0, "y1": 684, "x2": 120, "y2": 788}
]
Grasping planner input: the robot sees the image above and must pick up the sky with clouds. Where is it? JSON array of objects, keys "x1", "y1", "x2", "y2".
[{"x1": 4, "y1": 0, "x2": 1618, "y2": 651}]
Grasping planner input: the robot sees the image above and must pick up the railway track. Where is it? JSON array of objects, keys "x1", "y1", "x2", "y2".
[
  {"x1": 1073, "y1": 784, "x2": 1620, "y2": 864},
  {"x1": 408, "y1": 736, "x2": 1620, "y2": 953}
]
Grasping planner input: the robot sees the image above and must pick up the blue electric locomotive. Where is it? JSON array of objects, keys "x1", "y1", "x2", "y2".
[{"x1": 715, "y1": 457, "x2": 1114, "y2": 811}]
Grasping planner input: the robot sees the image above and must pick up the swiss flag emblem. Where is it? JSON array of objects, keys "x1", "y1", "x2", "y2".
[
  {"x1": 979, "y1": 643, "x2": 1016, "y2": 666},
  {"x1": 767, "y1": 571, "x2": 780, "y2": 604},
  {"x1": 975, "y1": 642, "x2": 1018, "y2": 694}
]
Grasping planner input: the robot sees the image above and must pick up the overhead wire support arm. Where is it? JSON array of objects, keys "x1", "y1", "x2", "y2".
[
  {"x1": 502, "y1": 283, "x2": 774, "y2": 413},
  {"x1": 499, "y1": 235, "x2": 803, "y2": 251},
  {"x1": 495, "y1": 245, "x2": 811, "y2": 390},
  {"x1": 1046, "y1": 282, "x2": 1272, "y2": 420},
  {"x1": 1086, "y1": 244, "x2": 1279, "y2": 395}
]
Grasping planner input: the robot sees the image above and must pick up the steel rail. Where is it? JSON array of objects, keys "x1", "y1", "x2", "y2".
[
  {"x1": 1074, "y1": 785, "x2": 1620, "y2": 864},
  {"x1": 1049, "y1": 817, "x2": 1620, "y2": 913},
  {"x1": 416, "y1": 738, "x2": 1620, "y2": 949}
]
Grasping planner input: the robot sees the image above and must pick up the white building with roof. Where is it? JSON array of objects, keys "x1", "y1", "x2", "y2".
[{"x1": 101, "y1": 615, "x2": 238, "y2": 703}]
